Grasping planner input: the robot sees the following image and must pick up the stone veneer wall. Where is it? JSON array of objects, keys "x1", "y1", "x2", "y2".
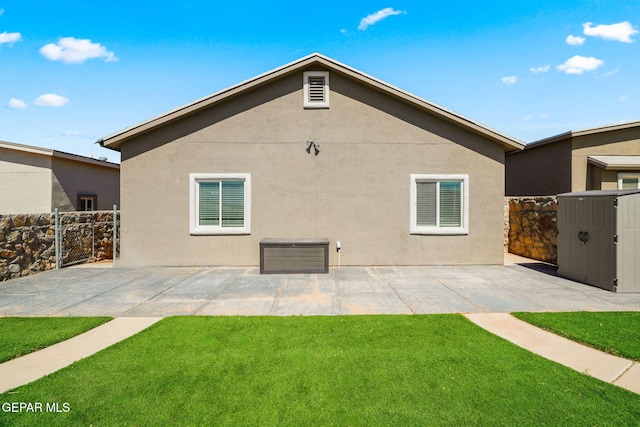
[
  {"x1": 504, "y1": 197, "x2": 558, "y2": 264},
  {"x1": 0, "y1": 211, "x2": 118, "y2": 281}
]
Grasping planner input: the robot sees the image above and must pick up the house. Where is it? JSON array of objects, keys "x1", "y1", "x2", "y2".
[
  {"x1": 98, "y1": 53, "x2": 523, "y2": 267},
  {"x1": 506, "y1": 121, "x2": 640, "y2": 196},
  {"x1": 0, "y1": 140, "x2": 120, "y2": 214}
]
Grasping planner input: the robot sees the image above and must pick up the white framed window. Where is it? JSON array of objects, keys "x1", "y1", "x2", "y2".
[
  {"x1": 189, "y1": 173, "x2": 251, "y2": 235},
  {"x1": 78, "y1": 194, "x2": 96, "y2": 211},
  {"x1": 410, "y1": 174, "x2": 469, "y2": 235},
  {"x1": 618, "y1": 172, "x2": 640, "y2": 190},
  {"x1": 303, "y1": 71, "x2": 330, "y2": 108}
]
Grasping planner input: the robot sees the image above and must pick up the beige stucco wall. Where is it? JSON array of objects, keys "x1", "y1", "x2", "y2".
[
  {"x1": 51, "y1": 157, "x2": 120, "y2": 211},
  {"x1": 0, "y1": 148, "x2": 52, "y2": 214},
  {"x1": 587, "y1": 167, "x2": 619, "y2": 190},
  {"x1": 120, "y1": 69, "x2": 507, "y2": 266},
  {"x1": 505, "y1": 139, "x2": 572, "y2": 196},
  {"x1": 0, "y1": 145, "x2": 120, "y2": 214},
  {"x1": 572, "y1": 129, "x2": 640, "y2": 191}
]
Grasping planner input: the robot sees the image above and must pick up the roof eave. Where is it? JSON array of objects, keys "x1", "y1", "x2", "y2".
[
  {"x1": 1, "y1": 140, "x2": 119, "y2": 169},
  {"x1": 99, "y1": 53, "x2": 525, "y2": 153},
  {"x1": 587, "y1": 156, "x2": 640, "y2": 171},
  {"x1": 524, "y1": 120, "x2": 640, "y2": 150}
]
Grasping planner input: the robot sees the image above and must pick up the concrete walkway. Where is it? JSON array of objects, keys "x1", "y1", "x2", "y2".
[
  {"x1": 0, "y1": 317, "x2": 162, "y2": 394},
  {"x1": 465, "y1": 313, "x2": 640, "y2": 395}
]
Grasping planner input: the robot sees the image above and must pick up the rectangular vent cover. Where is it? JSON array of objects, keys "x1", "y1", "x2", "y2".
[
  {"x1": 303, "y1": 71, "x2": 330, "y2": 108},
  {"x1": 307, "y1": 76, "x2": 326, "y2": 102}
]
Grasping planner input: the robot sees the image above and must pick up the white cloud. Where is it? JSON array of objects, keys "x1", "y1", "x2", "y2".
[
  {"x1": 566, "y1": 35, "x2": 585, "y2": 45},
  {"x1": 520, "y1": 113, "x2": 549, "y2": 122},
  {"x1": 7, "y1": 98, "x2": 26, "y2": 109},
  {"x1": 619, "y1": 95, "x2": 628, "y2": 102},
  {"x1": 530, "y1": 65, "x2": 550, "y2": 73},
  {"x1": 0, "y1": 31, "x2": 21, "y2": 45},
  {"x1": 40, "y1": 37, "x2": 118, "y2": 63},
  {"x1": 602, "y1": 67, "x2": 620, "y2": 77},
  {"x1": 583, "y1": 21, "x2": 638, "y2": 43},
  {"x1": 358, "y1": 8, "x2": 404, "y2": 31},
  {"x1": 61, "y1": 130, "x2": 93, "y2": 139},
  {"x1": 0, "y1": 8, "x2": 4, "y2": 16},
  {"x1": 35, "y1": 94, "x2": 70, "y2": 107},
  {"x1": 556, "y1": 55, "x2": 604, "y2": 74},
  {"x1": 501, "y1": 75, "x2": 517, "y2": 85}
]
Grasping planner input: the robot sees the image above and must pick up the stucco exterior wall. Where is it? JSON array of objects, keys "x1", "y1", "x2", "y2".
[
  {"x1": 0, "y1": 149, "x2": 52, "y2": 214},
  {"x1": 120, "y1": 70, "x2": 506, "y2": 266},
  {"x1": 51, "y1": 157, "x2": 120, "y2": 211},
  {"x1": 572, "y1": 131, "x2": 640, "y2": 191},
  {"x1": 505, "y1": 139, "x2": 572, "y2": 196},
  {"x1": 587, "y1": 167, "x2": 619, "y2": 191}
]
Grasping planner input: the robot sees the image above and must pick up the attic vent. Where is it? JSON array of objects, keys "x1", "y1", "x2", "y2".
[
  {"x1": 308, "y1": 76, "x2": 325, "y2": 102},
  {"x1": 303, "y1": 71, "x2": 330, "y2": 108}
]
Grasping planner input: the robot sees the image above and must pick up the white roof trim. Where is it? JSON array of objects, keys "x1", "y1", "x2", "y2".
[
  {"x1": 588, "y1": 155, "x2": 640, "y2": 170},
  {"x1": 98, "y1": 53, "x2": 524, "y2": 152}
]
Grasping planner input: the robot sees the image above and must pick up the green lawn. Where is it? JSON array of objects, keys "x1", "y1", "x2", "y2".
[
  {"x1": 0, "y1": 317, "x2": 112, "y2": 363},
  {"x1": 513, "y1": 311, "x2": 640, "y2": 361},
  {"x1": 1, "y1": 315, "x2": 638, "y2": 426}
]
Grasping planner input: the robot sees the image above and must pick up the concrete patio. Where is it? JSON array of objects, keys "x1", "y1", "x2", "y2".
[{"x1": 1, "y1": 255, "x2": 638, "y2": 317}]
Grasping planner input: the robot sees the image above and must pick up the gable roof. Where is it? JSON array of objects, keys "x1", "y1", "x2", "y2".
[
  {"x1": 523, "y1": 120, "x2": 640, "y2": 149},
  {"x1": 97, "y1": 53, "x2": 524, "y2": 152},
  {"x1": 0, "y1": 140, "x2": 119, "y2": 170}
]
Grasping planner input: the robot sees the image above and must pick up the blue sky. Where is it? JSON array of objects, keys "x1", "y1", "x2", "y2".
[{"x1": 1, "y1": 1, "x2": 639, "y2": 163}]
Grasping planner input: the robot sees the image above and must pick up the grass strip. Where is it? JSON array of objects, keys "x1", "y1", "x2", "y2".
[
  {"x1": 513, "y1": 311, "x2": 640, "y2": 361},
  {"x1": 0, "y1": 317, "x2": 112, "y2": 363},
  {"x1": 1, "y1": 315, "x2": 639, "y2": 426}
]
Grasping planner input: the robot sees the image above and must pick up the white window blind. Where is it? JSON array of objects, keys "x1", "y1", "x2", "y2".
[
  {"x1": 220, "y1": 180, "x2": 244, "y2": 227},
  {"x1": 411, "y1": 174, "x2": 468, "y2": 235},
  {"x1": 198, "y1": 181, "x2": 220, "y2": 226},
  {"x1": 439, "y1": 181, "x2": 462, "y2": 227},
  {"x1": 190, "y1": 173, "x2": 251, "y2": 235},
  {"x1": 416, "y1": 181, "x2": 437, "y2": 226},
  {"x1": 198, "y1": 180, "x2": 245, "y2": 227}
]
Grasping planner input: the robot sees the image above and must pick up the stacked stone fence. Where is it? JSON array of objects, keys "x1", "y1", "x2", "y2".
[
  {"x1": 504, "y1": 197, "x2": 558, "y2": 264},
  {"x1": 0, "y1": 211, "x2": 119, "y2": 281}
]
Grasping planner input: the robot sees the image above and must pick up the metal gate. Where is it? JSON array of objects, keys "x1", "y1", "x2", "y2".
[
  {"x1": 54, "y1": 207, "x2": 119, "y2": 268},
  {"x1": 55, "y1": 212, "x2": 95, "y2": 267}
]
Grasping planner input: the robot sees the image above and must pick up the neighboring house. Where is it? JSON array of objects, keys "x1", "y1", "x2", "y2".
[
  {"x1": 506, "y1": 121, "x2": 640, "y2": 196},
  {"x1": 99, "y1": 53, "x2": 523, "y2": 267},
  {"x1": 0, "y1": 140, "x2": 120, "y2": 214}
]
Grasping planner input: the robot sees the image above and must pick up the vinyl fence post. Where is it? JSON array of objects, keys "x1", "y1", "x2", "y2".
[
  {"x1": 113, "y1": 205, "x2": 117, "y2": 267},
  {"x1": 54, "y1": 208, "x2": 60, "y2": 269}
]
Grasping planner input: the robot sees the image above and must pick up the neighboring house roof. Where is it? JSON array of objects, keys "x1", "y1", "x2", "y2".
[
  {"x1": 558, "y1": 188, "x2": 640, "y2": 197},
  {"x1": 0, "y1": 140, "x2": 120, "y2": 170},
  {"x1": 522, "y1": 120, "x2": 640, "y2": 149},
  {"x1": 588, "y1": 155, "x2": 640, "y2": 170},
  {"x1": 97, "y1": 53, "x2": 524, "y2": 153}
]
